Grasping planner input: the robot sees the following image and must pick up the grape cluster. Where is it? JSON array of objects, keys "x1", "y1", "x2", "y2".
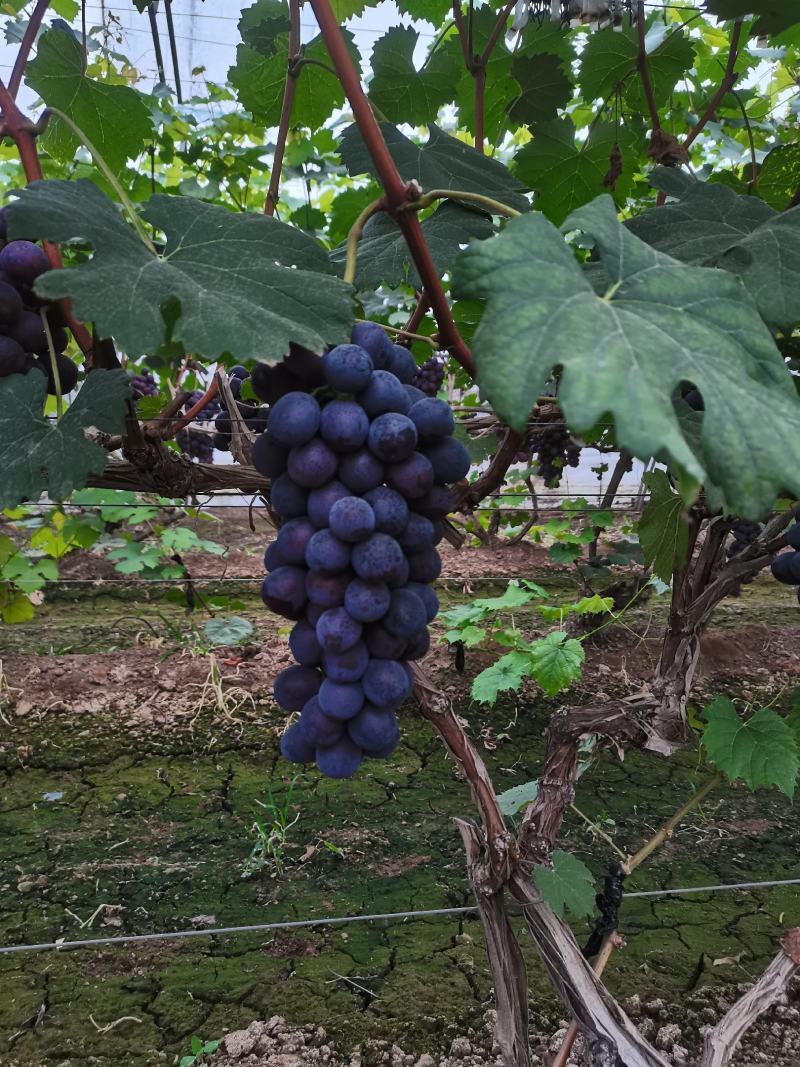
[
  {"x1": 255, "y1": 322, "x2": 469, "y2": 779},
  {"x1": 213, "y1": 365, "x2": 269, "y2": 453},
  {"x1": 726, "y1": 520, "x2": 761, "y2": 559},
  {"x1": 129, "y1": 370, "x2": 158, "y2": 400},
  {"x1": 527, "y1": 422, "x2": 581, "y2": 487},
  {"x1": 412, "y1": 354, "x2": 446, "y2": 397},
  {"x1": 771, "y1": 518, "x2": 800, "y2": 586},
  {"x1": 0, "y1": 213, "x2": 76, "y2": 394},
  {"x1": 177, "y1": 390, "x2": 222, "y2": 464}
]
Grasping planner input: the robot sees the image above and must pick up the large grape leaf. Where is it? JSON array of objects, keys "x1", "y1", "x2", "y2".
[
  {"x1": 25, "y1": 29, "x2": 153, "y2": 173},
  {"x1": 513, "y1": 120, "x2": 642, "y2": 224},
  {"x1": 528, "y1": 631, "x2": 585, "y2": 697},
  {"x1": 508, "y1": 52, "x2": 574, "y2": 126},
  {"x1": 238, "y1": 0, "x2": 290, "y2": 52},
  {"x1": 637, "y1": 470, "x2": 688, "y2": 581},
  {"x1": 339, "y1": 122, "x2": 530, "y2": 214},
  {"x1": 0, "y1": 370, "x2": 129, "y2": 508},
  {"x1": 330, "y1": 202, "x2": 494, "y2": 289},
  {"x1": 534, "y1": 850, "x2": 596, "y2": 919},
  {"x1": 452, "y1": 195, "x2": 800, "y2": 518},
  {"x1": 627, "y1": 175, "x2": 800, "y2": 332},
  {"x1": 397, "y1": 0, "x2": 451, "y2": 24},
  {"x1": 448, "y1": 7, "x2": 520, "y2": 144},
  {"x1": 703, "y1": 0, "x2": 798, "y2": 36},
  {"x1": 230, "y1": 33, "x2": 357, "y2": 129},
  {"x1": 368, "y1": 26, "x2": 459, "y2": 126},
  {"x1": 7, "y1": 180, "x2": 352, "y2": 362},
  {"x1": 579, "y1": 25, "x2": 694, "y2": 107},
  {"x1": 702, "y1": 697, "x2": 799, "y2": 797}
]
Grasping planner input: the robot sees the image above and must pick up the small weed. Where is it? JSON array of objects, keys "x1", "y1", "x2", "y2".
[
  {"x1": 179, "y1": 1035, "x2": 221, "y2": 1066},
  {"x1": 242, "y1": 777, "x2": 300, "y2": 878}
]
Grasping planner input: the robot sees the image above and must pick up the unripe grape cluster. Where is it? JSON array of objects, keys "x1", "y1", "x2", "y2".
[
  {"x1": 255, "y1": 322, "x2": 470, "y2": 779},
  {"x1": 770, "y1": 517, "x2": 800, "y2": 586},
  {"x1": 0, "y1": 211, "x2": 76, "y2": 393}
]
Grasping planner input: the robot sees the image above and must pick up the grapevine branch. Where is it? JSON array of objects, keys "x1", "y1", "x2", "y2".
[
  {"x1": 308, "y1": 0, "x2": 474, "y2": 376},
  {"x1": 264, "y1": 0, "x2": 301, "y2": 217},
  {"x1": 8, "y1": 0, "x2": 51, "y2": 98},
  {"x1": 451, "y1": 425, "x2": 527, "y2": 510},
  {"x1": 683, "y1": 20, "x2": 743, "y2": 150}
]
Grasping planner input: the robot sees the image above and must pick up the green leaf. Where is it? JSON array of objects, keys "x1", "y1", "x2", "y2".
[
  {"x1": 756, "y1": 144, "x2": 800, "y2": 211},
  {"x1": 513, "y1": 119, "x2": 641, "y2": 224},
  {"x1": 574, "y1": 594, "x2": 614, "y2": 615},
  {"x1": 339, "y1": 121, "x2": 530, "y2": 215},
  {"x1": 471, "y1": 650, "x2": 532, "y2": 704},
  {"x1": 452, "y1": 195, "x2": 800, "y2": 518},
  {"x1": 1, "y1": 554, "x2": 58, "y2": 591},
  {"x1": 396, "y1": 0, "x2": 451, "y2": 21},
  {"x1": 203, "y1": 616, "x2": 255, "y2": 647},
  {"x1": 528, "y1": 631, "x2": 584, "y2": 697},
  {"x1": 1, "y1": 591, "x2": 35, "y2": 624},
  {"x1": 638, "y1": 470, "x2": 689, "y2": 581},
  {"x1": 230, "y1": 33, "x2": 357, "y2": 129},
  {"x1": 444, "y1": 624, "x2": 486, "y2": 647},
  {"x1": 238, "y1": 0, "x2": 290, "y2": 53},
  {"x1": 26, "y1": 29, "x2": 154, "y2": 173},
  {"x1": 579, "y1": 25, "x2": 693, "y2": 107},
  {"x1": 509, "y1": 52, "x2": 573, "y2": 126},
  {"x1": 627, "y1": 176, "x2": 800, "y2": 333},
  {"x1": 368, "y1": 26, "x2": 459, "y2": 125},
  {"x1": 497, "y1": 779, "x2": 538, "y2": 817},
  {"x1": 703, "y1": 0, "x2": 798, "y2": 36},
  {"x1": 548, "y1": 543, "x2": 582, "y2": 564},
  {"x1": 0, "y1": 371, "x2": 129, "y2": 509},
  {"x1": 702, "y1": 698, "x2": 799, "y2": 797},
  {"x1": 331, "y1": 202, "x2": 494, "y2": 290},
  {"x1": 8, "y1": 180, "x2": 352, "y2": 362},
  {"x1": 328, "y1": 183, "x2": 382, "y2": 247},
  {"x1": 474, "y1": 580, "x2": 542, "y2": 612},
  {"x1": 534, "y1": 849, "x2": 595, "y2": 918}
]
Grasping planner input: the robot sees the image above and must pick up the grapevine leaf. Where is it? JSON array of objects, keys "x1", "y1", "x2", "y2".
[
  {"x1": 509, "y1": 52, "x2": 574, "y2": 126},
  {"x1": 517, "y1": 20, "x2": 575, "y2": 66},
  {"x1": 397, "y1": 0, "x2": 451, "y2": 21},
  {"x1": 25, "y1": 29, "x2": 154, "y2": 173},
  {"x1": 701, "y1": 697, "x2": 799, "y2": 797},
  {"x1": 230, "y1": 33, "x2": 358, "y2": 129},
  {"x1": 331, "y1": 203, "x2": 494, "y2": 289},
  {"x1": 7, "y1": 180, "x2": 352, "y2": 362},
  {"x1": 238, "y1": 0, "x2": 290, "y2": 52},
  {"x1": 449, "y1": 8, "x2": 519, "y2": 143},
  {"x1": 368, "y1": 26, "x2": 459, "y2": 125},
  {"x1": 574, "y1": 594, "x2": 614, "y2": 615},
  {"x1": 548, "y1": 543, "x2": 582, "y2": 564},
  {"x1": 1, "y1": 591, "x2": 35, "y2": 624},
  {"x1": 627, "y1": 176, "x2": 800, "y2": 332},
  {"x1": 534, "y1": 850, "x2": 595, "y2": 918},
  {"x1": 529, "y1": 631, "x2": 584, "y2": 697},
  {"x1": 579, "y1": 26, "x2": 694, "y2": 106},
  {"x1": 1, "y1": 554, "x2": 58, "y2": 592},
  {"x1": 474, "y1": 580, "x2": 541, "y2": 611},
  {"x1": 754, "y1": 144, "x2": 800, "y2": 211},
  {"x1": 452, "y1": 195, "x2": 800, "y2": 518},
  {"x1": 0, "y1": 370, "x2": 129, "y2": 509},
  {"x1": 328, "y1": 183, "x2": 382, "y2": 247},
  {"x1": 443, "y1": 624, "x2": 486, "y2": 647},
  {"x1": 513, "y1": 120, "x2": 642, "y2": 224},
  {"x1": 339, "y1": 121, "x2": 530, "y2": 214},
  {"x1": 638, "y1": 470, "x2": 689, "y2": 581},
  {"x1": 471, "y1": 651, "x2": 532, "y2": 704},
  {"x1": 497, "y1": 779, "x2": 538, "y2": 816},
  {"x1": 203, "y1": 616, "x2": 255, "y2": 647},
  {"x1": 702, "y1": 0, "x2": 798, "y2": 36}
]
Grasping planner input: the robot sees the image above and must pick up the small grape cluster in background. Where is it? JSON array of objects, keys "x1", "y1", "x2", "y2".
[
  {"x1": 177, "y1": 390, "x2": 222, "y2": 464},
  {"x1": 771, "y1": 517, "x2": 800, "y2": 585},
  {"x1": 0, "y1": 210, "x2": 76, "y2": 394},
  {"x1": 129, "y1": 369, "x2": 158, "y2": 400},
  {"x1": 254, "y1": 323, "x2": 469, "y2": 779},
  {"x1": 411, "y1": 353, "x2": 446, "y2": 397},
  {"x1": 727, "y1": 520, "x2": 761, "y2": 558},
  {"x1": 212, "y1": 365, "x2": 269, "y2": 453}
]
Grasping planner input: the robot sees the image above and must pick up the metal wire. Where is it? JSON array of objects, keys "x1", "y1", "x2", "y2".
[{"x1": 1, "y1": 878, "x2": 797, "y2": 957}]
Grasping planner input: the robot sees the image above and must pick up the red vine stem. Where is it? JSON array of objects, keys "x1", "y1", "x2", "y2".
[
  {"x1": 683, "y1": 20, "x2": 742, "y2": 150},
  {"x1": 0, "y1": 75, "x2": 94, "y2": 358},
  {"x1": 308, "y1": 0, "x2": 474, "y2": 376},
  {"x1": 636, "y1": 2, "x2": 661, "y2": 132},
  {"x1": 474, "y1": 65, "x2": 486, "y2": 152},
  {"x1": 401, "y1": 290, "x2": 431, "y2": 343},
  {"x1": 480, "y1": 0, "x2": 514, "y2": 67},
  {"x1": 264, "y1": 0, "x2": 301, "y2": 216},
  {"x1": 8, "y1": 0, "x2": 51, "y2": 99}
]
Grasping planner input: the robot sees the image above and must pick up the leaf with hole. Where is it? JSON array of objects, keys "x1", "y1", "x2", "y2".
[{"x1": 453, "y1": 195, "x2": 800, "y2": 518}]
